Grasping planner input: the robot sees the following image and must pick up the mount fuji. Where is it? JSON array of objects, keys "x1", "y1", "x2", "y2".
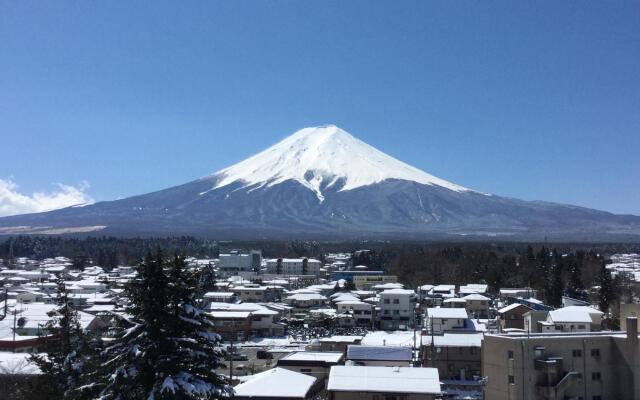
[{"x1": 1, "y1": 125, "x2": 639, "y2": 240}]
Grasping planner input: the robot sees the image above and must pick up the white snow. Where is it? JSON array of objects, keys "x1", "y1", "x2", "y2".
[
  {"x1": 327, "y1": 365, "x2": 441, "y2": 395},
  {"x1": 209, "y1": 125, "x2": 476, "y2": 202},
  {"x1": 233, "y1": 367, "x2": 317, "y2": 398}
]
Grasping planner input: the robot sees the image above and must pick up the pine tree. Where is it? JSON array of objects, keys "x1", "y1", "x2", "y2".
[
  {"x1": 29, "y1": 279, "x2": 99, "y2": 400},
  {"x1": 598, "y1": 259, "x2": 615, "y2": 313},
  {"x1": 567, "y1": 258, "x2": 585, "y2": 300},
  {"x1": 97, "y1": 251, "x2": 231, "y2": 399}
]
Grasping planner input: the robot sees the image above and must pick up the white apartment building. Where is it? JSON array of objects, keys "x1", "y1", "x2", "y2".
[
  {"x1": 379, "y1": 288, "x2": 417, "y2": 330},
  {"x1": 265, "y1": 258, "x2": 322, "y2": 276},
  {"x1": 218, "y1": 250, "x2": 262, "y2": 277}
]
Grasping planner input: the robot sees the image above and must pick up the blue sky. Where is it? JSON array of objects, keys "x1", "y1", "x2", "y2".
[{"x1": 1, "y1": 1, "x2": 639, "y2": 216}]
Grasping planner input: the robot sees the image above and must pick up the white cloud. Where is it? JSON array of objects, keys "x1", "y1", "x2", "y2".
[{"x1": 0, "y1": 178, "x2": 94, "y2": 217}]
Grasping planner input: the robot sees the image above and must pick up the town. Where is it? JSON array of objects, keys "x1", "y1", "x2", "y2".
[{"x1": 1, "y1": 247, "x2": 639, "y2": 400}]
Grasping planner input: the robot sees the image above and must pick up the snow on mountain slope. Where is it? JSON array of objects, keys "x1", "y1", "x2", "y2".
[{"x1": 209, "y1": 125, "x2": 476, "y2": 201}]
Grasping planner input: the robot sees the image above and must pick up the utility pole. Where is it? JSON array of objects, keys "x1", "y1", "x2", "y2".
[{"x1": 229, "y1": 333, "x2": 234, "y2": 383}]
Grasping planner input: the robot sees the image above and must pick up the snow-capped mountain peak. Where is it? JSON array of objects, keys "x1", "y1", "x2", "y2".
[{"x1": 210, "y1": 125, "x2": 475, "y2": 201}]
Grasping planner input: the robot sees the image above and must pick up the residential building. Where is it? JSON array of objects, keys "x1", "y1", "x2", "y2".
[
  {"x1": 346, "y1": 345, "x2": 412, "y2": 367},
  {"x1": 482, "y1": 317, "x2": 640, "y2": 400},
  {"x1": 335, "y1": 300, "x2": 373, "y2": 326},
  {"x1": 422, "y1": 332, "x2": 483, "y2": 381},
  {"x1": 266, "y1": 258, "x2": 322, "y2": 276},
  {"x1": 327, "y1": 365, "x2": 441, "y2": 400},
  {"x1": 462, "y1": 293, "x2": 491, "y2": 319},
  {"x1": 277, "y1": 351, "x2": 344, "y2": 381},
  {"x1": 498, "y1": 303, "x2": 532, "y2": 331},
  {"x1": 425, "y1": 307, "x2": 469, "y2": 334},
  {"x1": 218, "y1": 250, "x2": 262, "y2": 277},
  {"x1": 379, "y1": 289, "x2": 417, "y2": 330},
  {"x1": 352, "y1": 274, "x2": 398, "y2": 290},
  {"x1": 233, "y1": 367, "x2": 320, "y2": 400}
]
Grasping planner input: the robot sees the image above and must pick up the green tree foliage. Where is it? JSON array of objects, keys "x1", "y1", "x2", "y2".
[
  {"x1": 97, "y1": 251, "x2": 231, "y2": 399},
  {"x1": 29, "y1": 280, "x2": 101, "y2": 400}
]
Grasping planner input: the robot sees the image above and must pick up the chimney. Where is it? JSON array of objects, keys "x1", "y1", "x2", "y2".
[{"x1": 627, "y1": 317, "x2": 638, "y2": 342}]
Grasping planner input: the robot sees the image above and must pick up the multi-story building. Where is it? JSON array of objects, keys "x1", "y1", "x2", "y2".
[
  {"x1": 378, "y1": 288, "x2": 417, "y2": 330},
  {"x1": 422, "y1": 332, "x2": 483, "y2": 381},
  {"x1": 425, "y1": 307, "x2": 469, "y2": 334},
  {"x1": 483, "y1": 317, "x2": 640, "y2": 400},
  {"x1": 462, "y1": 293, "x2": 491, "y2": 319},
  {"x1": 218, "y1": 250, "x2": 262, "y2": 277},
  {"x1": 335, "y1": 300, "x2": 373, "y2": 326},
  {"x1": 352, "y1": 274, "x2": 398, "y2": 290},
  {"x1": 265, "y1": 258, "x2": 322, "y2": 276}
]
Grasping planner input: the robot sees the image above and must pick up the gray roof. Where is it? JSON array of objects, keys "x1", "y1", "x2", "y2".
[{"x1": 347, "y1": 345, "x2": 412, "y2": 361}]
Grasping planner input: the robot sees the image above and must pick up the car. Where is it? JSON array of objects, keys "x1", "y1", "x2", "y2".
[
  {"x1": 226, "y1": 352, "x2": 249, "y2": 361},
  {"x1": 256, "y1": 350, "x2": 273, "y2": 359}
]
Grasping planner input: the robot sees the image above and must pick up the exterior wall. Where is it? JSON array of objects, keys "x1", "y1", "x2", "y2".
[
  {"x1": 331, "y1": 392, "x2": 435, "y2": 400},
  {"x1": 266, "y1": 258, "x2": 321, "y2": 276},
  {"x1": 336, "y1": 303, "x2": 373, "y2": 326},
  {"x1": 379, "y1": 292, "x2": 416, "y2": 330},
  {"x1": 465, "y1": 300, "x2": 490, "y2": 319},
  {"x1": 429, "y1": 317, "x2": 465, "y2": 334},
  {"x1": 422, "y1": 345, "x2": 481, "y2": 380},
  {"x1": 353, "y1": 275, "x2": 398, "y2": 290},
  {"x1": 482, "y1": 332, "x2": 638, "y2": 400}
]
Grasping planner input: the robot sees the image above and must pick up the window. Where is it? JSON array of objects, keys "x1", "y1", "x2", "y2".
[
  {"x1": 592, "y1": 372, "x2": 601, "y2": 381},
  {"x1": 578, "y1": 324, "x2": 586, "y2": 329},
  {"x1": 384, "y1": 310, "x2": 389, "y2": 315},
  {"x1": 393, "y1": 299, "x2": 400, "y2": 304},
  {"x1": 383, "y1": 299, "x2": 390, "y2": 304},
  {"x1": 591, "y1": 348, "x2": 600, "y2": 357},
  {"x1": 592, "y1": 396, "x2": 602, "y2": 400},
  {"x1": 508, "y1": 375, "x2": 515, "y2": 384},
  {"x1": 572, "y1": 349, "x2": 582, "y2": 357},
  {"x1": 393, "y1": 310, "x2": 400, "y2": 315},
  {"x1": 508, "y1": 350, "x2": 514, "y2": 359}
]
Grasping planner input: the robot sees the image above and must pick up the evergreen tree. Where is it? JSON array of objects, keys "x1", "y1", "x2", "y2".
[
  {"x1": 567, "y1": 258, "x2": 585, "y2": 300},
  {"x1": 548, "y1": 260, "x2": 564, "y2": 307},
  {"x1": 598, "y1": 260, "x2": 615, "y2": 313},
  {"x1": 29, "y1": 279, "x2": 99, "y2": 400},
  {"x1": 97, "y1": 251, "x2": 231, "y2": 399}
]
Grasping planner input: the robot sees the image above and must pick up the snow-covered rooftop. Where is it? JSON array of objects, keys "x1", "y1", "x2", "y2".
[{"x1": 328, "y1": 365, "x2": 441, "y2": 394}]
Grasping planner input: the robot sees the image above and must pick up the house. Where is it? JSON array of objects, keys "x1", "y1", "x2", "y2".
[
  {"x1": 209, "y1": 311, "x2": 253, "y2": 341},
  {"x1": 203, "y1": 291, "x2": 238, "y2": 305},
  {"x1": 378, "y1": 289, "x2": 417, "y2": 330},
  {"x1": 1, "y1": 303, "x2": 105, "y2": 337},
  {"x1": 277, "y1": 351, "x2": 344, "y2": 381},
  {"x1": 233, "y1": 367, "x2": 319, "y2": 400},
  {"x1": 346, "y1": 345, "x2": 412, "y2": 367},
  {"x1": 319, "y1": 336, "x2": 363, "y2": 353},
  {"x1": 335, "y1": 300, "x2": 373, "y2": 326},
  {"x1": 327, "y1": 365, "x2": 441, "y2": 400},
  {"x1": 285, "y1": 293, "x2": 328, "y2": 312},
  {"x1": 544, "y1": 306, "x2": 604, "y2": 332},
  {"x1": 497, "y1": 303, "x2": 532, "y2": 331},
  {"x1": 425, "y1": 307, "x2": 469, "y2": 334},
  {"x1": 462, "y1": 293, "x2": 491, "y2": 319},
  {"x1": 499, "y1": 288, "x2": 537, "y2": 301},
  {"x1": 422, "y1": 332, "x2": 483, "y2": 381}
]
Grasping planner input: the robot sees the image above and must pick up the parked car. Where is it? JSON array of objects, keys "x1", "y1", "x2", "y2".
[{"x1": 226, "y1": 352, "x2": 248, "y2": 361}]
